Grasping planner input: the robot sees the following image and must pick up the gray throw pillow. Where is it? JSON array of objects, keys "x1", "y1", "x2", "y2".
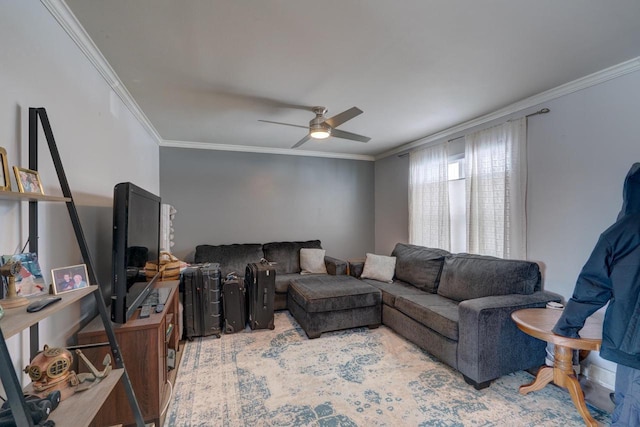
[{"x1": 391, "y1": 243, "x2": 450, "y2": 293}]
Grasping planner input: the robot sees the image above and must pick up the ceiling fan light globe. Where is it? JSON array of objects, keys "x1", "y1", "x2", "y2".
[
  {"x1": 309, "y1": 122, "x2": 331, "y2": 139},
  {"x1": 310, "y1": 129, "x2": 331, "y2": 139}
]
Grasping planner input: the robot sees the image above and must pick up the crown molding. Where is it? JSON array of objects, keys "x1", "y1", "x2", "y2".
[
  {"x1": 161, "y1": 140, "x2": 375, "y2": 161},
  {"x1": 376, "y1": 56, "x2": 640, "y2": 160},
  {"x1": 41, "y1": 0, "x2": 163, "y2": 144}
]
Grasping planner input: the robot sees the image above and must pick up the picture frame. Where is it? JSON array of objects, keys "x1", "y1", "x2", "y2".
[
  {"x1": 13, "y1": 166, "x2": 44, "y2": 195},
  {"x1": 52, "y1": 264, "x2": 90, "y2": 295},
  {"x1": 0, "y1": 147, "x2": 10, "y2": 191},
  {"x1": 1, "y1": 252, "x2": 47, "y2": 297}
]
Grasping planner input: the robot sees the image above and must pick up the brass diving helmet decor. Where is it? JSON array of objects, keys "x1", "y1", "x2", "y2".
[
  {"x1": 24, "y1": 345, "x2": 79, "y2": 401},
  {"x1": 24, "y1": 344, "x2": 113, "y2": 401}
]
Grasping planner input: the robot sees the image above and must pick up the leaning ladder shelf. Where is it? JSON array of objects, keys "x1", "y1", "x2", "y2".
[{"x1": 0, "y1": 107, "x2": 144, "y2": 426}]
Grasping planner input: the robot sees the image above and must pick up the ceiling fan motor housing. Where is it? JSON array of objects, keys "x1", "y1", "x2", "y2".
[{"x1": 309, "y1": 107, "x2": 331, "y2": 139}]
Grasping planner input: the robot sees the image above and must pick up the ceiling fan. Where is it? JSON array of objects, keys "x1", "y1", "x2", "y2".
[{"x1": 259, "y1": 106, "x2": 371, "y2": 148}]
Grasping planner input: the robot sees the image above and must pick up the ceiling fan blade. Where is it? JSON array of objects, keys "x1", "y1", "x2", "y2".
[
  {"x1": 330, "y1": 128, "x2": 371, "y2": 143},
  {"x1": 258, "y1": 119, "x2": 308, "y2": 130},
  {"x1": 291, "y1": 134, "x2": 311, "y2": 149},
  {"x1": 323, "y1": 107, "x2": 363, "y2": 128}
]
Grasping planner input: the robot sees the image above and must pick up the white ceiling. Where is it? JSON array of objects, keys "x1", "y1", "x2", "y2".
[{"x1": 62, "y1": 0, "x2": 640, "y2": 159}]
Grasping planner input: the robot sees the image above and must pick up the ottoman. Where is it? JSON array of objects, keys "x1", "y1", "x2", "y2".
[{"x1": 288, "y1": 275, "x2": 382, "y2": 339}]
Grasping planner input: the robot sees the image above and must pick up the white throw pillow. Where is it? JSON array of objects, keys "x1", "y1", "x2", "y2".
[
  {"x1": 300, "y1": 248, "x2": 328, "y2": 275},
  {"x1": 361, "y1": 253, "x2": 396, "y2": 283}
]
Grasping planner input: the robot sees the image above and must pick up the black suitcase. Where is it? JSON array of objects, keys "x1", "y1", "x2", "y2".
[
  {"x1": 222, "y1": 273, "x2": 247, "y2": 333},
  {"x1": 181, "y1": 263, "x2": 222, "y2": 339},
  {"x1": 246, "y1": 261, "x2": 276, "y2": 330}
]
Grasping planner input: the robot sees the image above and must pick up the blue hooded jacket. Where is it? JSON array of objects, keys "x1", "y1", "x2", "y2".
[{"x1": 553, "y1": 163, "x2": 640, "y2": 369}]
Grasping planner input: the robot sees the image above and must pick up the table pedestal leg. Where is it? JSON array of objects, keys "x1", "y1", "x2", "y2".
[
  {"x1": 520, "y1": 344, "x2": 597, "y2": 427},
  {"x1": 520, "y1": 366, "x2": 554, "y2": 394},
  {"x1": 554, "y1": 345, "x2": 598, "y2": 427}
]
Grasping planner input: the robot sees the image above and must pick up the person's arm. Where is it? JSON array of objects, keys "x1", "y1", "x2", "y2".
[{"x1": 552, "y1": 234, "x2": 613, "y2": 338}]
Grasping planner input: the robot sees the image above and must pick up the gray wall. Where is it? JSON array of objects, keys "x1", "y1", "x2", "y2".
[
  {"x1": 1, "y1": 2, "x2": 159, "y2": 385},
  {"x1": 374, "y1": 154, "x2": 409, "y2": 255},
  {"x1": 160, "y1": 148, "x2": 375, "y2": 261},
  {"x1": 527, "y1": 70, "x2": 640, "y2": 297}
]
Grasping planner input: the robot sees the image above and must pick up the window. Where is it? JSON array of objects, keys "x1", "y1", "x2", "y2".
[
  {"x1": 409, "y1": 143, "x2": 450, "y2": 250},
  {"x1": 448, "y1": 157, "x2": 466, "y2": 253},
  {"x1": 409, "y1": 118, "x2": 527, "y2": 259},
  {"x1": 447, "y1": 157, "x2": 464, "y2": 181}
]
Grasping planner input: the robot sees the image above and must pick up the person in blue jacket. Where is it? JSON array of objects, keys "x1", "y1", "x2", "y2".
[{"x1": 553, "y1": 163, "x2": 640, "y2": 426}]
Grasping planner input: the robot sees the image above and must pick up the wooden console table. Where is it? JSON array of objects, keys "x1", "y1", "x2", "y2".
[
  {"x1": 78, "y1": 281, "x2": 180, "y2": 426},
  {"x1": 511, "y1": 308, "x2": 602, "y2": 427}
]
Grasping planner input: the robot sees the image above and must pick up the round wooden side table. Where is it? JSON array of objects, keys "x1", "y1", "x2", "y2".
[{"x1": 511, "y1": 308, "x2": 603, "y2": 427}]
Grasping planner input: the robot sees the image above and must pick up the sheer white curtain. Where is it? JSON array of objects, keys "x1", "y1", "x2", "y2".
[
  {"x1": 409, "y1": 143, "x2": 450, "y2": 250},
  {"x1": 465, "y1": 117, "x2": 527, "y2": 259}
]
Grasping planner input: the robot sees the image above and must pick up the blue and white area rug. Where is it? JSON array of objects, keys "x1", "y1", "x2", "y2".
[{"x1": 165, "y1": 312, "x2": 611, "y2": 426}]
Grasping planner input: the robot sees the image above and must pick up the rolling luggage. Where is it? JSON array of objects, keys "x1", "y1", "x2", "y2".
[
  {"x1": 181, "y1": 263, "x2": 222, "y2": 339},
  {"x1": 246, "y1": 261, "x2": 276, "y2": 330},
  {"x1": 222, "y1": 272, "x2": 247, "y2": 333}
]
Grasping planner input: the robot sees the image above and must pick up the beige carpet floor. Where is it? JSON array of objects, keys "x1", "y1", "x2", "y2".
[{"x1": 165, "y1": 311, "x2": 611, "y2": 426}]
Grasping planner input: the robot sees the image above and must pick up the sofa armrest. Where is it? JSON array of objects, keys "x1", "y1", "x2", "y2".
[
  {"x1": 457, "y1": 291, "x2": 561, "y2": 386},
  {"x1": 324, "y1": 256, "x2": 347, "y2": 275},
  {"x1": 348, "y1": 260, "x2": 365, "y2": 278}
]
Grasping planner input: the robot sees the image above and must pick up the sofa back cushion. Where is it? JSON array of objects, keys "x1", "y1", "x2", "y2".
[
  {"x1": 391, "y1": 243, "x2": 450, "y2": 293},
  {"x1": 263, "y1": 240, "x2": 322, "y2": 274},
  {"x1": 194, "y1": 243, "x2": 264, "y2": 277},
  {"x1": 437, "y1": 254, "x2": 541, "y2": 302}
]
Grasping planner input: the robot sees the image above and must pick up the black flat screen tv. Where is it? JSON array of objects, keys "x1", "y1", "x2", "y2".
[{"x1": 111, "y1": 182, "x2": 161, "y2": 324}]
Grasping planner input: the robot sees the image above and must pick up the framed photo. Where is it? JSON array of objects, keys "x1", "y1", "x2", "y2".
[
  {"x1": 0, "y1": 147, "x2": 10, "y2": 191},
  {"x1": 1, "y1": 252, "x2": 47, "y2": 297},
  {"x1": 52, "y1": 264, "x2": 90, "y2": 295},
  {"x1": 13, "y1": 166, "x2": 44, "y2": 195}
]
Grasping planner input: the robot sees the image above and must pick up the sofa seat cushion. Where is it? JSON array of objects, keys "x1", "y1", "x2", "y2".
[
  {"x1": 391, "y1": 243, "x2": 450, "y2": 293},
  {"x1": 289, "y1": 275, "x2": 381, "y2": 313},
  {"x1": 394, "y1": 294, "x2": 459, "y2": 341},
  {"x1": 275, "y1": 273, "x2": 301, "y2": 294},
  {"x1": 263, "y1": 240, "x2": 322, "y2": 274},
  {"x1": 437, "y1": 254, "x2": 541, "y2": 302},
  {"x1": 362, "y1": 279, "x2": 427, "y2": 307},
  {"x1": 194, "y1": 243, "x2": 263, "y2": 277}
]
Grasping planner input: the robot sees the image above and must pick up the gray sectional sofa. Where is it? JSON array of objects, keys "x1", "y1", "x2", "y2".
[
  {"x1": 192, "y1": 239, "x2": 560, "y2": 389},
  {"x1": 194, "y1": 240, "x2": 347, "y2": 310},
  {"x1": 353, "y1": 243, "x2": 561, "y2": 389}
]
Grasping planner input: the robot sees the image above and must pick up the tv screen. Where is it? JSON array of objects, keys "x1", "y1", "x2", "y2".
[{"x1": 111, "y1": 182, "x2": 161, "y2": 323}]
